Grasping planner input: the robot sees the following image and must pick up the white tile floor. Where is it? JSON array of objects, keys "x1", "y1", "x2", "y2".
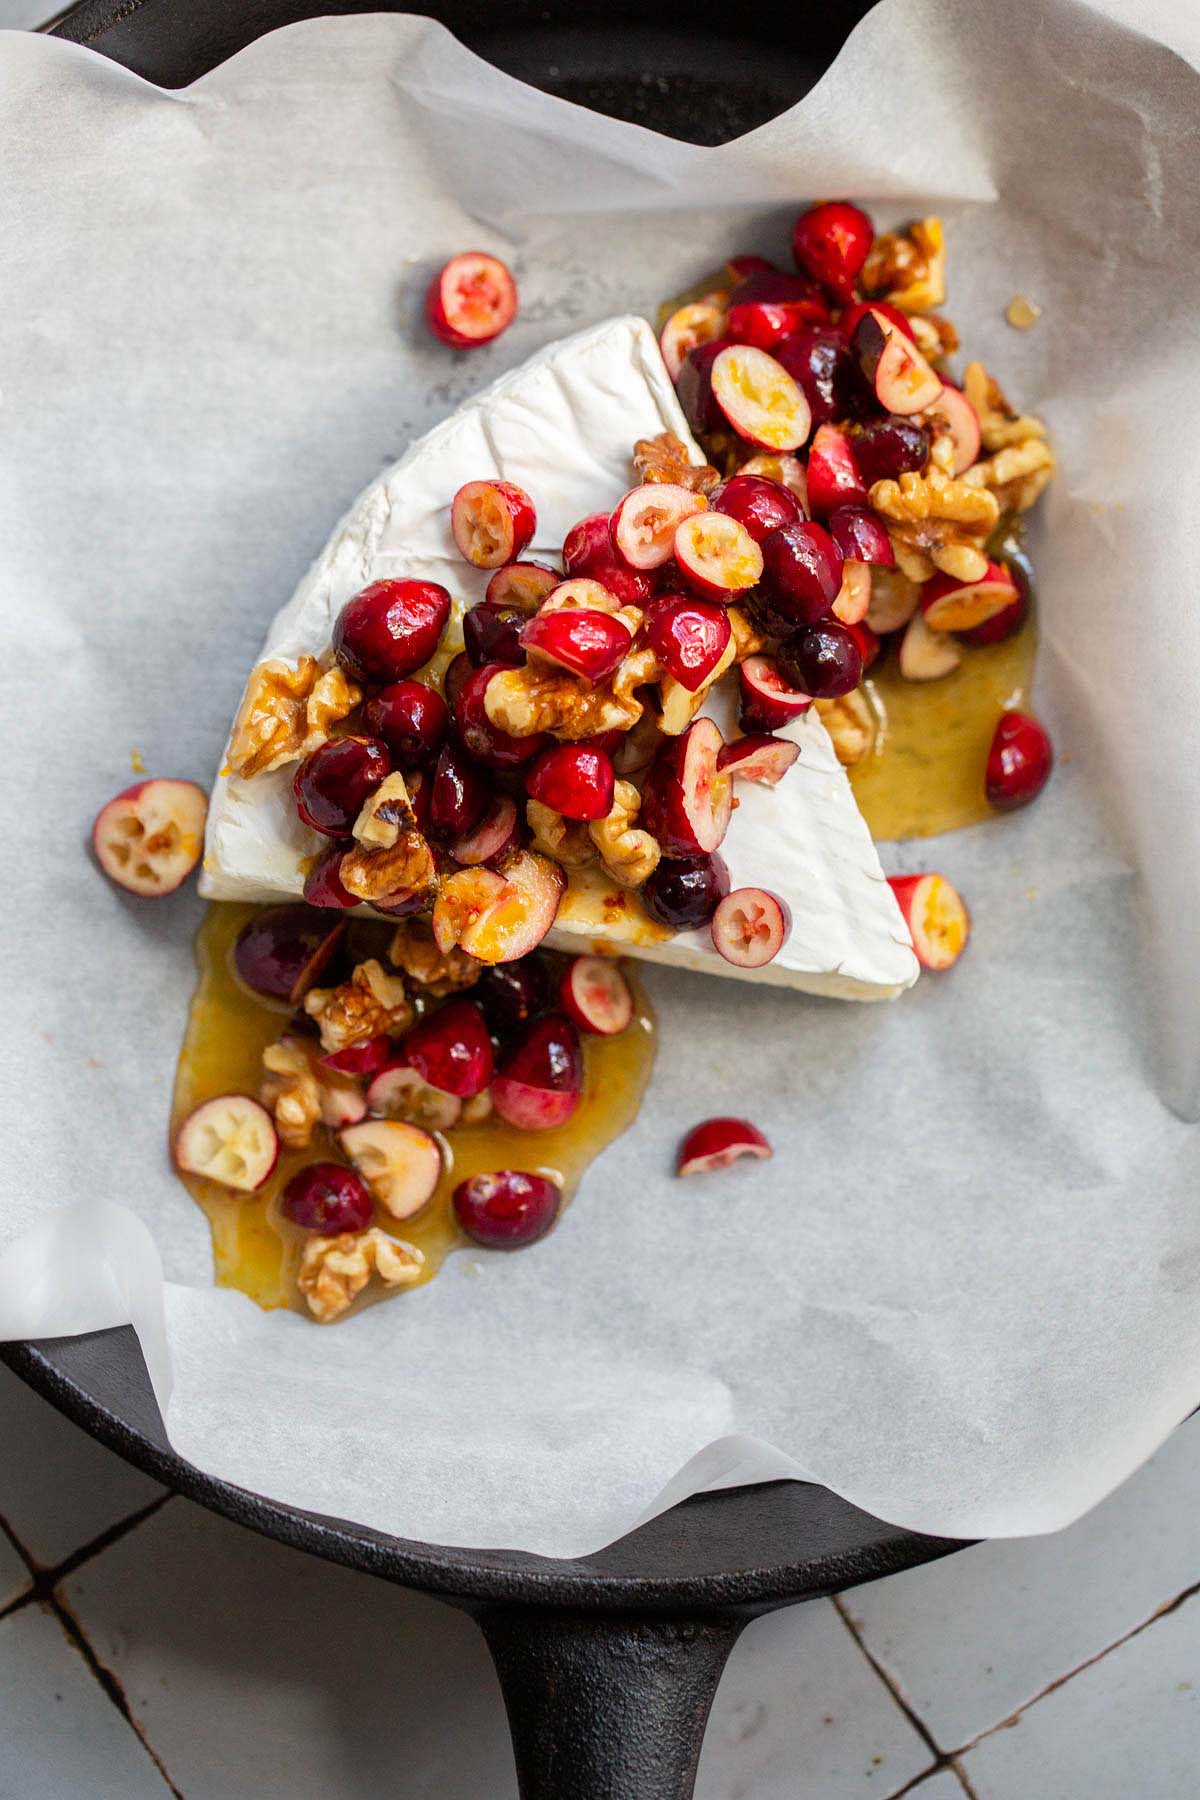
[{"x1": 4, "y1": 1363, "x2": 1200, "y2": 1798}]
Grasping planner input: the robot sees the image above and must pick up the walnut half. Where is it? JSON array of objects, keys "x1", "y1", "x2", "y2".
[
  {"x1": 259, "y1": 1035, "x2": 366, "y2": 1149},
  {"x1": 632, "y1": 431, "x2": 721, "y2": 495},
  {"x1": 298, "y1": 1228, "x2": 425, "y2": 1322},
  {"x1": 226, "y1": 657, "x2": 361, "y2": 780},
  {"x1": 387, "y1": 918, "x2": 480, "y2": 996},
  {"x1": 304, "y1": 959, "x2": 414, "y2": 1053},
  {"x1": 589, "y1": 781, "x2": 660, "y2": 889}
]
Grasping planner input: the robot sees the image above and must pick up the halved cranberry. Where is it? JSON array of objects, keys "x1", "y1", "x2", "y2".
[
  {"x1": 402, "y1": 997, "x2": 494, "y2": 1098},
  {"x1": 827, "y1": 505, "x2": 894, "y2": 566},
  {"x1": 831, "y1": 560, "x2": 871, "y2": 625},
  {"x1": 425, "y1": 251, "x2": 517, "y2": 350},
  {"x1": 957, "y1": 581, "x2": 1029, "y2": 646},
  {"x1": 526, "y1": 743, "x2": 615, "y2": 822},
  {"x1": 320, "y1": 1033, "x2": 393, "y2": 1077},
  {"x1": 711, "y1": 473, "x2": 802, "y2": 542},
  {"x1": 773, "y1": 327, "x2": 856, "y2": 428},
  {"x1": 486, "y1": 561, "x2": 560, "y2": 613},
  {"x1": 643, "y1": 597, "x2": 731, "y2": 692},
  {"x1": 363, "y1": 680, "x2": 448, "y2": 765},
  {"x1": 676, "y1": 1117, "x2": 772, "y2": 1176},
  {"x1": 559, "y1": 518, "x2": 654, "y2": 604},
  {"x1": 717, "y1": 734, "x2": 800, "y2": 786},
  {"x1": 367, "y1": 1062, "x2": 462, "y2": 1130},
  {"x1": 293, "y1": 737, "x2": 391, "y2": 837},
  {"x1": 521, "y1": 609, "x2": 632, "y2": 684},
  {"x1": 659, "y1": 299, "x2": 727, "y2": 381},
  {"x1": 454, "y1": 663, "x2": 548, "y2": 770},
  {"x1": 921, "y1": 560, "x2": 1019, "y2": 632},
  {"x1": 711, "y1": 887, "x2": 791, "y2": 968},
  {"x1": 778, "y1": 619, "x2": 863, "y2": 698},
  {"x1": 838, "y1": 299, "x2": 916, "y2": 345},
  {"x1": 675, "y1": 339, "x2": 733, "y2": 436},
  {"x1": 985, "y1": 711, "x2": 1053, "y2": 811},
  {"x1": 233, "y1": 906, "x2": 346, "y2": 1006},
  {"x1": 92, "y1": 778, "x2": 208, "y2": 898},
  {"x1": 888, "y1": 873, "x2": 971, "y2": 970},
  {"x1": 427, "y1": 741, "x2": 490, "y2": 839},
  {"x1": 760, "y1": 521, "x2": 843, "y2": 626},
  {"x1": 491, "y1": 1013, "x2": 583, "y2": 1131},
  {"x1": 805, "y1": 424, "x2": 869, "y2": 516},
  {"x1": 844, "y1": 619, "x2": 881, "y2": 671},
  {"x1": 791, "y1": 201, "x2": 873, "y2": 301},
  {"x1": 451, "y1": 480, "x2": 536, "y2": 569},
  {"x1": 174, "y1": 1096, "x2": 278, "y2": 1192},
  {"x1": 475, "y1": 957, "x2": 548, "y2": 1038},
  {"x1": 303, "y1": 843, "x2": 359, "y2": 910},
  {"x1": 453, "y1": 1170, "x2": 562, "y2": 1248},
  {"x1": 930, "y1": 381, "x2": 982, "y2": 475},
  {"x1": 280, "y1": 1162, "x2": 374, "y2": 1233},
  {"x1": 333, "y1": 579, "x2": 451, "y2": 686},
  {"x1": 451, "y1": 793, "x2": 522, "y2": 866},
  {"x1": 642, "y1": 852, "x2": 730, "y2": 930},
  {"x1": 848, "y1": 416, "x2": 930, "y2": 484},
  {"x1": 852, "y1": 311, "x2": 941, "y2": 415},
  {"x1": 611, "y1": 484, "x2": 706, "y2": 570},
  {"x1": 436, "y1": 851, "x2": 565, "y2": 964},
  {"x1": 899, "y1": 612, "x2": 962, "y2": 682},
  {"x1": 674, "y1": 512, "x2": 763, "y2": 600},
  {"x1": 463, "y1": 601, "x2": 527, "y2": 668},
  {"x1": 710, "y1": 345, "x2": 811, "y2": 451},
  {"x1": 559, "y1": 956, "x2": 634, "y2": 1035},
  {"x1": 738, "y1": 655, "x2": 813, "y2": 730},
  {"x1": 641, "y1": 717, "x2": 733, "y2": 857}
]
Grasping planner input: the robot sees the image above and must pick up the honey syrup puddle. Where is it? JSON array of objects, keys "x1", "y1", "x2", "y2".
[{"x1": 172, "y1": 905, "x2": 656, "y2": 1314}]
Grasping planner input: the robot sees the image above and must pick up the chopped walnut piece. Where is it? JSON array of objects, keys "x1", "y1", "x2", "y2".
[
  {"x1": 387, "y1": 918, "x2": 480, "y2": 995},
  {"x1": 727, "y1": 605, "x2": 767, "y2": 663},
  {"x1": 860, "y1": 217, "x2": 945, "y2": 313},
  {"x1": 484, "y1": 664, "x2": 645, "y2": 741},
  {"x1": 259, "y1": 1036, "x2": 365, "y2": 1150},
  {"x1": 962, "y1": 361, "x2": 1048, "y2": 452},
  {"x1": 527, "y1": 798, "x2": 596, "y2": 869},
  {"x1": 960, "y1": 362, "x2": 1054, "y2": 511},
  {"x1": 909, "y1": 313, "x2": 960, "y2": 361},
  {"x1": 633, "y1": 431, "x2": 721, "y2": 495},
  {"x1": 352, "y1": 772, "x2": 418, "y2": 850},
  {"x1": 816, "y1": 690, "x2": 877, "y2": 768},
  {"x1": 869, "y1": 466, "x2": 1000, "y2": 582},
  {"x1": 304, "y1": 959, "x2": 414, "y2": 1053},
  {"x1": 339, "y1": 828, "x2": 437, "y2": 906},
  {"x1": 226, "y1": 657, "x2": 361, "y2": 779},
  {"x1": 589, "y1": 781, "x2": 660, "y2": 888},
  {"x1": 298, "y1": 1228, "x2": 424, "y2": 1322}
]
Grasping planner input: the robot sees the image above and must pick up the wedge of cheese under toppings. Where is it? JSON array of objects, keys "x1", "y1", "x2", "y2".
[{"x1": 201, "y1": 315, "x2": 918, "y2": 1002}]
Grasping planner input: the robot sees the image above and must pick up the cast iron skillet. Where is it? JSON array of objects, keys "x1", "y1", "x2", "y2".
[{"x1": 8, "y1": 5, "x2": 967, "y2": 1794}]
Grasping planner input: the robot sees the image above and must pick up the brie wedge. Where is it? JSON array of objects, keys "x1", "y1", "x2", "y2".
[{"x1": 201, "y1": 315, "x2": 918, "y2": 1001}]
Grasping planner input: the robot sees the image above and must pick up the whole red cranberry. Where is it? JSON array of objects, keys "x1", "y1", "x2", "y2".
[
  {"x1": 561, "y1": 512, "x2": 654, "y2": 605},
  {"x1": 778, "y1": 620, "x2": 863, "y2": 698},
  {"x1": 475, "y1": 958, "x2": 548, "y2": 1038},
  {"x1": 427, "y1": 742, "x2": 490, "y2": 839},
  {"x1": 293, "y1": 737, "x2": 391, "y2": 837},
  {"x1": 791, "y1": 200, "x2": 873, "y2": 301},
  {"x1": 711, "y1": 474, "x2": 803, "y2": 542},
  {"x1": 453, "y1": 1170, "x2": 562, "y2": 1249},
  {"x1": 985, "y1": 710, "x2": 1053, "y2": 811},
  {"x1": 848, "y1": 417, "x2": 930, "y2": 484},
  {"x1": 525, "y1": 744, "x2": 614, "y2": 822},
  {"x1": 280, "y1": 1162, "x2": 374, "y2": 1233},
  {"x1": 674, "y1": 339, "x2": 732, "y2": 436},
  {"x1": 760, "y1": 522, "x2": 844, "y2": 626},
  {"x1": 773, "y1": 327, "x2": 856, "y2": 427},
  {"x1": 642, "y1": 854, "x2": 730, "y2": 930},
  {"x1": 362, "y1": 681, "x2": 448, "y2": 765},
  {"x1": 233, "y1": 906, "x2": 345, "y2": 1005},
  {"x1": 402, "y1": 997, "x2": 494, "y2": 1097},
  {"x1": 462, "y1": 602, "x2": 527, "y2": 668},
  {"x1": 333, "y1": 579, "x2": 451, "y2": 685}
]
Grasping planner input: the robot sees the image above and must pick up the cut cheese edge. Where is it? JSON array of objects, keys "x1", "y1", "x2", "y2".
[{"x1": 201, "y1": 314, "x2": 918, "y2": 1002}]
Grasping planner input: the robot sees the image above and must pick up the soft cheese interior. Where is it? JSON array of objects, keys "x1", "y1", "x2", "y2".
[{"x1": 201, "y1": 315, "x2": 918, "y2": 1001}]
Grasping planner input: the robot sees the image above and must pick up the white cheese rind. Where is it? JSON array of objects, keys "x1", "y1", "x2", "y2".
[{"x1": 201, "y1": 314, "x2": 918, "y2": 1001}]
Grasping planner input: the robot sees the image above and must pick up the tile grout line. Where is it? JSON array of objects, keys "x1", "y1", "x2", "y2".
[
  {"x1": 51, "y1": 1587, "x2": 187, "y2": 1799},
  {"x1": 833, "y1": 1594, "x2": 948, "y2": 1763},
  {"x1": 0, "y1": 1491, "x2": 173, "y2": 1629}
]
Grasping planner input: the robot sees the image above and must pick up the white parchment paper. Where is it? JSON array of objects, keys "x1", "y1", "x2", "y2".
[{"x1": 2, "y1": 0, "x2": 1199, "y2": 1556}]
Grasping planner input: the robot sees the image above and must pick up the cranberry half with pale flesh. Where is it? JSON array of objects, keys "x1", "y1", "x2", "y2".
[
  {"x1": 453, "y1": 1170, "x2": 562, "y2": 1249},
  {"x1": 641, "y1": 717, "x2": 733, "y2": 857},
  {"x1": 451, "y1": 793, "x2": 522, "y2": 866},
  {"x1": 838, "y1": 299, "x2": 917, "y2": 345},
  {"x1": 362, "y1": 681, "x2": 448, "y2": 766},
  {"x1": 711, "y1": 888, "x2": 792, "y2": 969},
  {"x1": 174, "y1": 1095, "x2": 279, "y2": 1193},
  {"x1": 887, "y1": 873, "x2": 971, "y2": 970},
  {"x1": 852, "y1": 311, "x2": 942, "y2": 415},
  {"x1": 280, "y1": 1161, "x2": 374, "y2": 1233},
  {"x1": 710, "y1": 345, "x2": 812, "y2": 451},
  {"x1": 559, "y1": 956, "x2": 634, "y2": 1036},
  {"x1": 717, "y1": 734, "x2": 800, "y2": 786},
  {"x1": 562, "y1": 512, "x2": 655, "y2": 605},
  {"x1": 676, "y1": 1117, "x2": 773, "y2": 1176},
  {"x1": 641, "y1": 853, "x2": 730, "y2": 930},
  {"x1": 659, "y1": 299, "x2": 727, "y2": 381},
  {"x1": 486, "y1": 561, "x2": 560, "y2": 613},
  {"x1": 333, "y1": 579, "x2": 451, "y2": 685},
  {"x1": 526, "y1": 744, "x2": 615, "y2": 822},
  {"x1": 611, "y1": 484, "x2": 706, "y2": 570},
  {"x1": 426, "y1": 251, "x2": 517, "y2": 349},
  {"x1": 92, "y1": 778, "x2": 208, "y2": 898},
  {"x1": 294, "y1": 736, "x2": 391, "y2": 837},
  {"x1": 778, "y1": 619, "x2": 863, "y2": 698},
  {"x1": 451, "y1": 479, "x2": 536, "y2": 569},
  {"x1": 339, "y1": 1119, "x2": 442, "y2": 1223},
  {"x1": 791, "y1": 200, "x2": 873, "y2": 301},
  {"x1": 760, "y1": 521, "x2": 844, "y2": 626},
  {"x1": 674, "y1": 512, "x2": 763, "y2": 601},
  {"x1": 233, "y1": 906, "x2": 345, "y2": 1006},
  {"x1": 738, "y1": 656, "x2": 813, "y2": 731},
  {"x1": 711, "y1": 474, "x2": 803, "y2": 542},
  {"x1": 986, "y1": 711, "x2": 1054, "y2": 812},
  {"x1": 492, "y1": 1012, "x2": 583, "y2": 1132}
]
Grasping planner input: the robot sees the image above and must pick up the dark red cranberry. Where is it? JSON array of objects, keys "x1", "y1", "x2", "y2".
[
  {"x1": 778, "y1": 620, "x2": 864, "y2": 698},
  {"x1": 491, "y1": 1013, "x2": 583, "y2": 1131},
  {"x1": 675, "y1": 339, "x2": 732, "y2": 436},
  {"x1": 773, "y1": 327, "x2": 856, "y2": 427},
  {"x1": 443, "y1": 651, "x2": 473, "y2": 717},
  {"x1": 642, "y1": 853, "x2": 731, "y2": 930},
  {"x1": 233, "y1": 906, "x2": 345, "y2": 1005},
  {"x1": 475, "y1": 958, "x2": 548, "y2": 1038},
  {"x1": 760, "y1": 522, "x2": 844, "y2": 626},
  {"x1": 302, "y1": 843, "x2": 359, "y2": 910},
  {"x1": 427, "y1": 741, "x2": 490, "y2": 839},
  {"x1": 452, "y1": 1170, "x2": 562, "y2": 1249},
  {"x1": 985, "y1": 711, "x2": 1053, "y2": 811},
  {"x1": 332, "y1": 579, "x2": 451, "y2": 685},
  {"x1": 525, "y1": 744, "x2": 614, "y2": 822},
  {"x1": 293, "y1": 736, "x2": 390, "y2": 837},
  {"x1": 462, "y1": 601, "x2": 527, "y2": 668},
  {"x1": 711, "y1": 474, "x2": 803, "y2": 542},
  {"x1": 453, "y1": 662, "x2": 548, "y2": 771},
  {"x1": 280, "y1": 1162, "x2": 374, "y2": 1234},
  {"x1": 848, "y1": 417, "x2": 930, "y2": 484},
  {"x1": 362, "y1": 681, "x2": 448, "y2": 766},
  {"x1": 402, "y1": 997, "x2": 494, "y2": 1098}
]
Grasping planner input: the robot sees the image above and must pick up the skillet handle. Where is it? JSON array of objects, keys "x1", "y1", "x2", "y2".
[{"x1": 476, "y1": 1605, "x2": 745, "y2": 1800}]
